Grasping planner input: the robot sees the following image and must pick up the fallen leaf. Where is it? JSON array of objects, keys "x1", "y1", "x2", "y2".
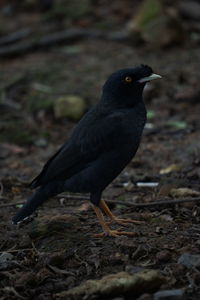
[
  {"x1": 166, "y1": 120, "x2": 187, "y2": 129},
  {"x1": 170, "y1": 188, "x2": 200, "y2": 198},
  {"x1": 160, "y1": 164, "x2": 180, "y2": 174}
]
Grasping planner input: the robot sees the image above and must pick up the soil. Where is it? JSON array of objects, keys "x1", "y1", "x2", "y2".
[{"x1": 0, "y1": 2, "x2": 200, "y2": 299}]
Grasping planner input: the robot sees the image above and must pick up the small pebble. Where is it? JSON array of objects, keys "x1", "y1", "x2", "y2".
[
  {"x1": 156, "y1": 250, "x2": 171, "y2": 263},
  {"x1": 178, "y1": 253, "x2": 200, "y2": 269},
  {"x1": 154, "y1": 289, "x2": 185, "y2": 300}
]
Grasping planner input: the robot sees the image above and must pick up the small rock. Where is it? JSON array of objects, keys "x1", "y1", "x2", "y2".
[
  {"x1": 54, "y1": 95, "x2": 87, "y2": 120},
  {"x1": 34, "y1": 137, "x2": 48, "y2": 148},
  {"x1": 144, "y1": 15, "x2": 184, "y2": 47},
  {"x1": 159, "y1": 214, "x2": 173, "y2": 222},
  {"x1": 156, "y1": 250, "x2": 171, "y2": 263},
  {"x1": 56, "y1": 270, "x2": 164, "y2": 299},
  {"x1": 29, "y1": 214, "x2": 81, "y2": 239},
  {"x1": 0, "y1": 252, "x2": 14, "y2": 270},
  {"x1": 170, "y1": 188, "x2": 200, "y2": 198},
  {"x1": 178, "y1": 253, "x2": 200, "y2": 269},
  {"x1": 127, "y1": 0, "x2": 162, "y2": 32},
  {"x1": 128, "y1": 0, "x2": 184, "y2": 48},
  {"x1": 126, "y1": 0, "x2": 162, "y2": 45},
  {"x1": 155, "y1": 227, "x2": 163, "y2": 234},
  {"x1": 154, "y1": 289, "x2": 185, "y2": 300},
  {"x1": 28, "y1": 214, "x2": 84, "y2": 252}
]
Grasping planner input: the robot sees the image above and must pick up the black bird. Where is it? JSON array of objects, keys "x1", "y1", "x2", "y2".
[{"x1": 12, "y1": 65, "x2": 161, "y2": 237}]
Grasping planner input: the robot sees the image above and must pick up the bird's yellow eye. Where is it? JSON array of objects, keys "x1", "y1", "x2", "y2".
[{"x1": 124, "y1": 76, "x2": 132, "y2": 83}]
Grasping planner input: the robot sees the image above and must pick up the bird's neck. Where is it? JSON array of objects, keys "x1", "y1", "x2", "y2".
[{"x1": 100, "y1": 92, "x2": 144, "y2": 110}]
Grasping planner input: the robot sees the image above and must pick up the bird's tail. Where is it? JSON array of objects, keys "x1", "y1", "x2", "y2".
[
  {"x1": 12, "y1": 188, "x2": 48, "y2": 224},
  {"x1": 12, "y1": 182, "x2": 63, "y2": 224}
]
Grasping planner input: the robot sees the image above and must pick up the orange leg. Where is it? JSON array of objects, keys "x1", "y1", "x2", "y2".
[
  {"x1": 92, "y1": 205, "x2": 136, "y2": 238},
  {"x1": 99, "y1": 199, "x2": 144, "y2": 226}
]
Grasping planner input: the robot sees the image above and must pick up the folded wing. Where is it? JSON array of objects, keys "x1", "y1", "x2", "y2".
[{"x1": 30, "y1": 109, "x2": 125, "y2": 189}]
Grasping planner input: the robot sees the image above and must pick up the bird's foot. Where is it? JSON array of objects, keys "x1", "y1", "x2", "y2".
[
  {"x1": 94, "y1": 230, "x2": 137, "y2": 238},
  {"x1": 107, "y1": 218, "x2": 144, "y2": 226}
]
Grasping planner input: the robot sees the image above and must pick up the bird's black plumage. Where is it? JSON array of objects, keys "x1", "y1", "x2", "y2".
[{"x1": 12, "y1": 65, "x2": 160, "y2": 228}]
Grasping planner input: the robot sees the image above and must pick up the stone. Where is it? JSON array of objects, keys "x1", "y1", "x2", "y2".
[
  {"x1": 0, "y1": 252, "x2": 14, "y2": 270},
  {"x1": 178, "y1": 253, "x2": 200, "y2": 269},
  {"x1": 54, "y1": 95, "x2": 87, "y2": 120},
  {"x1": 34, "y1": 137, "x2": 48, "y2": 148},
  {"x1": 154, "y1": 289, "x2": 185, "y2": 300},
  {"x1": 156, "y1": 250, "x2": 171, "y2": 263},
  {"x1": 170, "y1": 188, "x2": 200, "y2": 198},
  {"x1": 56, "y1": 270, "x2": 164, "y2": 299},
  {"x1": 127, "y1": 0, "x2": 184, "y2": 47},
  {"x1": 28, "y1": 214, "x2": 86, "y2": 252}
]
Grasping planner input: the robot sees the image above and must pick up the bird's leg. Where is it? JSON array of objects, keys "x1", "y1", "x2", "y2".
[
  {"x1": 92, "y1": 205, "x2": 136, "y2": 237},
  {"x1": 99, "y1": 199, "x2": 144, "y2": 226}
]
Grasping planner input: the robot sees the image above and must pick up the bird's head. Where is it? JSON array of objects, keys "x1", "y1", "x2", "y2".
[{"x1": 102, "y1": 65, "x2": 161, "y2": 107}]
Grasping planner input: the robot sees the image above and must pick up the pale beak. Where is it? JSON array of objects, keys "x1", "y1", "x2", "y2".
[{"x1": 138, "y1": 73, "x2": 162, "y2": 83}]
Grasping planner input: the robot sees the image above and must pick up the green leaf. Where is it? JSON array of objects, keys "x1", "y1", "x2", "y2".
[
  {"x1": 16, "y1": 204, "x2": 23, "y2": 208},
  {"x1": 166, "y1": 121, "x2": 187, "y2": 129},
  {"x1": 147, "y1": 110, "x2": 155, "y2": 119}
]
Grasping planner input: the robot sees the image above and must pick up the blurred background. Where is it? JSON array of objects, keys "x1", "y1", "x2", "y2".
[
  {"x1": 1, "y1": 1, "x2": 200, "y2": 299},
  {"x1": 0, "y1": 0, "x2": 200, "y2": 153},
  {"x1": 0, "y1": 1, "x2": 200, "y2": 213}
]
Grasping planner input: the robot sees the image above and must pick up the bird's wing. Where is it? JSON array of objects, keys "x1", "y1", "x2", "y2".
[{"x1": 30, "y1": 110, "x2": 125, "y2": 188}]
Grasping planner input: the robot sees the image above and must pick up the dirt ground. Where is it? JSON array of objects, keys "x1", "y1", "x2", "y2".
[{"x1": 0, "y1": 2, "x2": 200, "y2": 299}]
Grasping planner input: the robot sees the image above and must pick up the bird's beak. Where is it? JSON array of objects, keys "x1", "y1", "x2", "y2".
[{"x1": 138, "y1": 73, "x2": 162, "y2": 83}]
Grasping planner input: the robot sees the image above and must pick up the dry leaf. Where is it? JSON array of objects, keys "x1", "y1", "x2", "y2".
[
  {"x1": 160, "y1": 164, "x2": 180, "y2": 175},
  {"x1": 170, "y1": 188, "x2": 200, "y2": 198}
]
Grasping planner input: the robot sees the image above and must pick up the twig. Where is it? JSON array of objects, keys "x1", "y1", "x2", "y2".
[
  {"x1": 0, "y1": 28, "x2": 32, "y2": 46},
  {"x1": 57, "y1": 194, "x2": 90, "y2": 201},
  {"x1": 3, "y1": 195, "x2": 200, "y2": 209},
  {"x1": 0, "y1": 40, "x2": 37, "y2": 57},
  {"x1": 0, "y1": 28, "x2": 128, "y2": 58},
  {"x1": 107, "y1": 197, "x2": 200, "y2": 207},
  {"x1": 48, "y1": 264, "x2": 75, "y2": 276},
  {"x1": 31, "y1": 241, "x2": 40, "y2": 255},
  {"x1": 57, "y1": 194, "x2": 200, "y2": 208},
  {"x1": 0, "y1": 248, "x2": 34, "y2": 254}
]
